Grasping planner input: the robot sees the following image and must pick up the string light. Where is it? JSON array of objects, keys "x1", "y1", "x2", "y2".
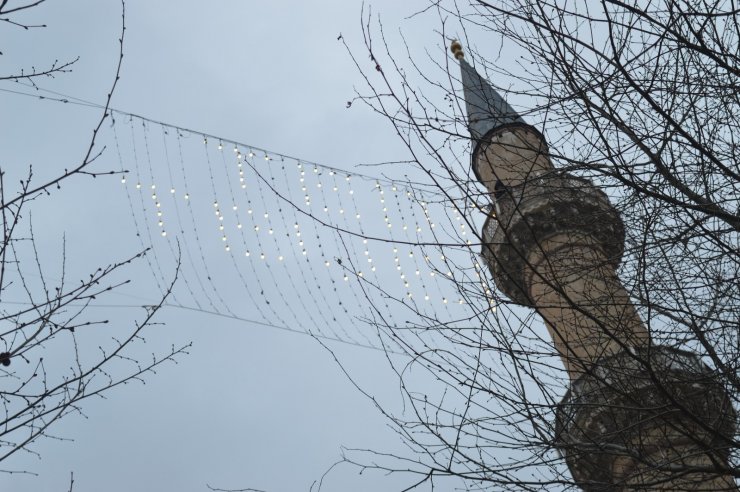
[{"x1": 116, "y1": 113, "x2": 472, "y2": 344}]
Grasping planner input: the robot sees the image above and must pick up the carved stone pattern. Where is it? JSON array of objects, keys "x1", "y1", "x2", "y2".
[
  {"x1": 481, "y1": 172, "x2": 625, "y2": 306},
  {"x1": 555, "y1": 346, "x2": 737, "y2": 490}
]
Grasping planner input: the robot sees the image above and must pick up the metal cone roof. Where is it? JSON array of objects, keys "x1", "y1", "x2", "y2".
[{"x1": 460, "y1": 58, "x2": 525, "y2": 141}]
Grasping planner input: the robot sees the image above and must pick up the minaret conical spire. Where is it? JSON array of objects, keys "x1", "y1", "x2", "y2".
[{"x1": 451, "y1": 41, "x2": 525, "y2": 146}]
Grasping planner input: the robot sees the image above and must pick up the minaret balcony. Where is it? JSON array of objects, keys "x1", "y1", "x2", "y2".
[
  {"x1": 555, "y1": 345, "x2": 737, "y2": 490},
  {"x1": 481, "y1": 171, "x2": 625, "y2": 306}
]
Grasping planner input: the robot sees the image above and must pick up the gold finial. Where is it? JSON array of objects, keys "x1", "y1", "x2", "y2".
[{"x1": 450, "y1": 40, "x2": 464, "y2": 60}]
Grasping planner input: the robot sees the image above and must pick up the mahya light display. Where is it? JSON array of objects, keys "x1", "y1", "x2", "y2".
[{"x1": 451, "y1": 40, "x2": 737, "y2": 490}]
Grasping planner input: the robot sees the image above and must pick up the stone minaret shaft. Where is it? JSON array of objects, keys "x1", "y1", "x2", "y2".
[{"x1": 451, "y1": 41, "x2": 736, "y2": 490}]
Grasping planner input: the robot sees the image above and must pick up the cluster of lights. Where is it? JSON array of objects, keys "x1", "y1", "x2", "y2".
[
  {"x1": 130, "y1": 126, "x2": 483, "y2": 313},
  {"x1": 149, "y1": 184, "x2": 167, "y2": 237},
  {"x1": 236, "y1": 148, "x2": 247, "y2": 189},
  {"x1": 453, "y1": 207, "x2": 473, "y2": 246}
]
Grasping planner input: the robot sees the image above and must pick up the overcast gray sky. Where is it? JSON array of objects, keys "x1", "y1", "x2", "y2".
[{"x1": 0, "y1": 1, "x2": 511, "y2": 491}]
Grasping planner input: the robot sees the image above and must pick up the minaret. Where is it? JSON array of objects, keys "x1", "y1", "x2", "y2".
[{"x1": 451, "y1": 41, "x2": 737, "y2": 490}]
